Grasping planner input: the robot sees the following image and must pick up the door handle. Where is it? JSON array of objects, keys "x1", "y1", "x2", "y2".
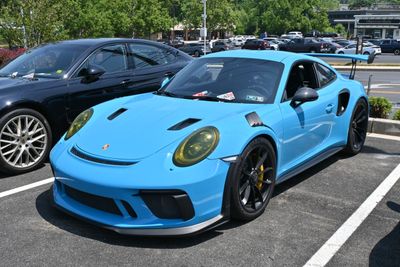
[
  {"x1": 325, "y1": 104, "x2": 334, "y2": 113},
  {"x1": 120, "y1": 79, "x2": 131, "y2": 85}
]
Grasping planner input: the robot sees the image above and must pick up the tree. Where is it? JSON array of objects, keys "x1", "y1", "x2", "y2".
[{"x1": 0, "y1": 0, "x2": 68, "y2": 48}]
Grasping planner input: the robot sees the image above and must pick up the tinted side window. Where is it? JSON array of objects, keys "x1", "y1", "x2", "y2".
[
  {"x1": 315, "y1": 63, "x2": 336, "y2": 88},
  {"x1": 129, "y1": 44, "x2": 175, "y2": 69},
  {"x1": 82, "y1": 44, "x2": 127, "y2": 75}
]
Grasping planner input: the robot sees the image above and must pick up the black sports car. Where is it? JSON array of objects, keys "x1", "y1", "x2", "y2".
[{"x1": 0, "y1": 38, "x2": 192, "y2": 174}]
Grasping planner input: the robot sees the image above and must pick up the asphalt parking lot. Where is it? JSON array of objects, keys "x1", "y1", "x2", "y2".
[{"x1": 0, "y1": 135, "x2": 399, "y2": 266}]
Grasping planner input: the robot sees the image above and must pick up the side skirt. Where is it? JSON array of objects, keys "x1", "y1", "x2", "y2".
[{"x1": 277, "y1": 146, "x2": 344, "y2": 184}]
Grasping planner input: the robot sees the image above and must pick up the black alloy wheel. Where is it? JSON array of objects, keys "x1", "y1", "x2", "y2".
[
  {"x1": 343, "y1": 99, "x2": 368, "y2": 155},
  {"x1": 229, "y1": 138, "x2": 276, "y2": 221}
]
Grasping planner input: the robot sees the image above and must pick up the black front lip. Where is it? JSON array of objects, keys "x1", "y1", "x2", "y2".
[{"x1": 51, "y1": 188, "x2": 228, "y2": 237}]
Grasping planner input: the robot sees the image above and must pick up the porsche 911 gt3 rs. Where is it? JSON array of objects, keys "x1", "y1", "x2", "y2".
[{"x1": 50, "y1": 50, "x2": 372, "y2": 236}]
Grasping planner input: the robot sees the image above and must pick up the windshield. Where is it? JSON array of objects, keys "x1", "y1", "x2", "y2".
[
  {"x1": 0, "y1": 43, "x2": 90, "y2": 79},
  {"x1": 161, "y1": 58, "x2": 283, "y2": 103}
]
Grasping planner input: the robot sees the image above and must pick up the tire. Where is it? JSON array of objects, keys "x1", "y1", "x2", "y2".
[
  {"x1": 394, "y1": 49, "x2": 400, "y2": 56},
  {"x1": 0, "y1": 108, "x2": 52, "y2": 174},
  {"x1": 343, "y1": 99, "x2": 368, "y2": 155},
  {"x1": 270, "y1": 47, "x2": 275, "y2": 51},
  {"x1": 194, "y1": 50, "x2": 200, "y2": 57},
  {"x1": 363, "y1": 51, "x2": 370, "y2": 55},
  {"x1": 310, "y1": 49, "x2": 316, "y2": 53},
  {"x1": 229, "y1": 137, "x2": 276, "y2": 221},
  {"x1": 338, "y1": 51, "x2": 344, "y2": 54}
]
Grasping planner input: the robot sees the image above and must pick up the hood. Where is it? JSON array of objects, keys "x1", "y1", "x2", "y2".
[{"x1": 74, "y1": 93, "x2": 261, "y2": 161}]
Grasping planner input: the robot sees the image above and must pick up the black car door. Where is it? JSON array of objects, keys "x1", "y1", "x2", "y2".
[{"x1": 66, "y1": 43, "x2": 134, "y2": 122}]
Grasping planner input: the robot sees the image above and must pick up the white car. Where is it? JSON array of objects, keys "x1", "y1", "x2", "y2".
[
  {"x1": 231, "y1": 35, "x2": 245, "y2": 47},
  {"x1": 336, "y1": 43, "x2": 381, "y2": 55},
  {"x1": 288, "y1": 31, "x2": 303, "y2": 38}
]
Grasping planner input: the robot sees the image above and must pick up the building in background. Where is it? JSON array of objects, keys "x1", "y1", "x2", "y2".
[{"x1": 329, "y1": 3, "x2": 400, "y2": 39}]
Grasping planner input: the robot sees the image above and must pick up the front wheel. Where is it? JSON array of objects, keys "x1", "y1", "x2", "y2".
[
  {"x1": 0, "y1": 108, "x2": 52, "y2": 174},
  {"x1": 338, "y1": 51, "x2": 344, "y2": 54},
  {"x1": 343, "y1": 99, "x2": 368, "y2": 155},
  {"x1": 229, "y1": 138, "x2": 276, "y2": 221},
  {"x1": 363, "y1": 51, "x2": 370, "y2": 55},
  {"x1": 394, "y1": 49, "x2": 400, "y2": 55}
]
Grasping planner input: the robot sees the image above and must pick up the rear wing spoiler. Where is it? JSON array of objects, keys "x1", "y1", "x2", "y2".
[{"x1": 304, "y1": 52, "x2": 375, "y2": 80}]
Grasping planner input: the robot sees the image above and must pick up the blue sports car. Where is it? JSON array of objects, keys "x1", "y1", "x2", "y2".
[{"x1": 50, "y1": 50, "x2": 372, "y2": 236}]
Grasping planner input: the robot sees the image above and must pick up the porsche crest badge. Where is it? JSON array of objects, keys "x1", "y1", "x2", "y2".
[{"x1": 102, "y1": 144, "x2": 110, "y2": 150}]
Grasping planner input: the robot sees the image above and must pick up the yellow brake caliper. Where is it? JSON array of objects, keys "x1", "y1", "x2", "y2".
[{"x1": 256, "y1": 164, "x2": 264, "y2": 190}]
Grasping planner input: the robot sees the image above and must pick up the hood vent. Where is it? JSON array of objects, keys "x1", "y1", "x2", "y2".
[
  {"x1": 108, "y1": 108, "x2": 127, "y2": 120},
  {"x1": 168, "y1": 118, "x2": 201, "y2": 131}
]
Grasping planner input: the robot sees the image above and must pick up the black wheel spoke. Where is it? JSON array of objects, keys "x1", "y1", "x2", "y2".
[
  {"x1": 254, "y1": 186, "x2": 264, "y2": 203},
  {"x1": 240, "y1": 180, "x2": 250, "y2": 195},
  {"x1": 354, "y1": 128, "x2": 363, "y2": 142},
  {"x1": 354, "y1": 110, "x2": 366, "y2": 122},
  {"x1": 255, "y1": 151, "x2": 268, "y2": 170},
  {"x1": 356, "y1": 114, "x2": 367, "y2": 124},
  {"x1": 250, "y1": 186, "x2": 256, "y2": 209},
  {"x1": 261, "y1": 167, "x2": 273, "y2": 174}
]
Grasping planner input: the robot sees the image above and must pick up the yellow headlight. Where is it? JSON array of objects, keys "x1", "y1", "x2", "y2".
[
  {"x1": 173, "y1": 126, "x2": 219, "y2": 167},
  {"x1": 65, "y1": 108, "x2": 93, "y2": 140}
]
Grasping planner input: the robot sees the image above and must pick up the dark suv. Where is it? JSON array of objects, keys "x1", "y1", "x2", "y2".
[
  {"x1": 242, "y1": 39, "x2": 270, "y2": 50},
  {"x1": 279, "y1": 38, "x2": 330, "y2": 53}
]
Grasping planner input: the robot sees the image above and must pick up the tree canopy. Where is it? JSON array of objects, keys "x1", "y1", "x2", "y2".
[{"x1": 0, "y1": 0, "x2": 341, "y2": 48}]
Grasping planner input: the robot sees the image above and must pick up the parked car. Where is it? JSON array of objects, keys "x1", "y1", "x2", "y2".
[
  {"x1": 231, "y1": 35, "x2": 245, "y2": 47},
  {"x1": 268, "y1": 40, "x2": 280, "y2": 50},
  {"x1": 242, "y1": 39, "x2": 270, "y2": 50},
  {"x1": 288, "y1": 31, "x2": 303, "y2": 38},
  {"x1": 279, "y1": 38, "x2": 330, "y2": 53},
  {"x1": 50, "y1": 50, "x2": 372, "y2": 236},
  {"x1": 211, "y1": 40, "x2": 235, "y2": 52},
  {"x1": 0, "y1": 38, "x2": 192, "y2": 174},
  {"x1": 336, "y1": 43, "x2": 380, "y2": 55},
  {"x1": 179, "y1": 43, "x2": 212, "y2": 57},
  {"x1": 377, "y1": 39, "x2": 400, "y2": 55}
]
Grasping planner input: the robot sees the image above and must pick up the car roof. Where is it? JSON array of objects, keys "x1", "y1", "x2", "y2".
[
  {"x1": 48, "y1": 38, "x2": 163, "y2": 46},
  {"x1": 203, "y1": 50, "x2": 324, "y2": 64}
]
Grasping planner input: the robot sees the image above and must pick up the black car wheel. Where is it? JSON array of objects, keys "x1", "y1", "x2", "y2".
[
  {"x1": 194, "y1": 50, "x2": 200, "y2": 57},
  {"x1": 309, "y1": 49, "x2": 317, "y2": 53},
  {"x1": 363, "y1": 51, "x2": 370, "y2": 55},
  {"x1": 338, "y1": 51, "x2": 344, "y2": 54},
  {"x1": 229, "y1": 137, "x2": 276, "y2": 221},
  {"x1": 0, "y1": 108, "x2": 52, "y2": 174},
  {"x1": 394, "y1": 49, "x2": 400, "y2": 55},
  {"x1": 343, "y1": 99, "x2": 368, "y2": 155}
]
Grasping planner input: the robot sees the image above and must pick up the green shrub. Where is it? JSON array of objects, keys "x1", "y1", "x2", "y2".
[
  {"x1": 369, "y1": 97, "x2": 392, "y2": 119},
  {"x1": 393, "y1": 109, "x2": 400, "y2": 121}
]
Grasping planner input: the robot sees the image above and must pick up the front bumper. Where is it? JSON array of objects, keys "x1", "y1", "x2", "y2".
[{"x1": 50, "y1": 142, "x2": 231, "y2": 236}]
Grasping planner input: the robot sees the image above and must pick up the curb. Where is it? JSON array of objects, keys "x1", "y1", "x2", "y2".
[{"x1": 368, "y1": 118, "x2": 400, "y2": 137}]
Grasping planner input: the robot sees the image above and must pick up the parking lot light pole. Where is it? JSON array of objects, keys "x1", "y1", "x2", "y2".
[{"x1": 201, "y1": 0, "x2": 207, "y2": 56}]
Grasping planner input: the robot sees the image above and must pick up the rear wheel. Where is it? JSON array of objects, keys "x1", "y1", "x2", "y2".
[
  {"x1": 0, "y1": 108, "x2": 52, "y2": 174},
  {"x1": 363, "y1": 51, "x2": 370, "y2": 55},
  {"x1": 394, "y1": 49, "x2": 400, "y2": 55},
  {"x1": 338, "y1": 51, "x2": 344, "y2": 54},
  {"x1": 230, "y1": 138, "x2": 276, "y2": 221},
  {"x1": 343, "y1": 99, "x2": 368, "y2": 155}
]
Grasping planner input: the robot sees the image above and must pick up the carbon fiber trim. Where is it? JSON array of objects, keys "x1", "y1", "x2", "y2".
[{"x1": 70, "y1": 147, "x2": 137, "y2": 166}]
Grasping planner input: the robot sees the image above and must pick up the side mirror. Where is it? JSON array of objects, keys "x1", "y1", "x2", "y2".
[
  {"x1": 81, "y1": 65, "x2": 106, "y2": 83},
  {"x1": 290, "y1": 87, "x2": 319, "y2": 107}
]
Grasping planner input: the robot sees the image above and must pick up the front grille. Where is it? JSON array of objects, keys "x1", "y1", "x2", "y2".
[
  {"x1": 64, "y1": 184, "x2": 122, "y2": 216},
  {"x1": 71, "y1": 146, "x2": 137, "y2": 166}
]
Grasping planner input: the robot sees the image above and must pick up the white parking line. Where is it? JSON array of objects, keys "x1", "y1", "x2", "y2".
[
  {"x1": 304, "y1": 163, "x2": 400, "y2": 267},
  {"x1": 0, "y1": 178, "x2": 54, "y2": 198}
]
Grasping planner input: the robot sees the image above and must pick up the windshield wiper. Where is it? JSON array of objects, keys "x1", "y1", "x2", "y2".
[{"x1": 154, "y1": 90, "x2": 183, "y2": 98}]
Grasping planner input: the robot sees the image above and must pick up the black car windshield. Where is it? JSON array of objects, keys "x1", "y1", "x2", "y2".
[
  {"x1": 0, "y1": 43, "x2": 90, "y2": 79},
  {"x1": 161, "y1": 58, "x2": 283, "y2": 103}
]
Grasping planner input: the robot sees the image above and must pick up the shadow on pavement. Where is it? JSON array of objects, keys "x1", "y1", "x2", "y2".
[
  {"x1": 369, "y1": 201, "x2": 400, "y2": 267},
  {"x1": 362, "y1": 145, "x2": 400, "y2": 156}
]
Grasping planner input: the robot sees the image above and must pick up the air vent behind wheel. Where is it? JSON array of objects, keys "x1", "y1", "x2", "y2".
[
  {"x1": 108, "y1": 108, "x2": 127, "y2": 120},
  {"x1": 168, "y1": 118, "x2": 201, "y2": 131}
]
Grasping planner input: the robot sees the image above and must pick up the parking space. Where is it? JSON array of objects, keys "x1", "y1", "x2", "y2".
[{"x1": 0, "y1": 136, "x2": 399, "y2": 266}]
